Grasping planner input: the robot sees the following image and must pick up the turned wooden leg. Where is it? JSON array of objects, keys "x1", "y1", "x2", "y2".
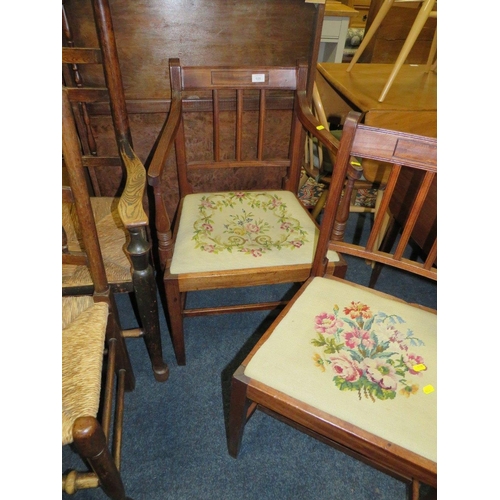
[
  {"x1": 126, "y1": 227, "x2": 169, "y2": 382},
  {"x1": 73, "y1": 416, "x2": 127, "y2": 500}
]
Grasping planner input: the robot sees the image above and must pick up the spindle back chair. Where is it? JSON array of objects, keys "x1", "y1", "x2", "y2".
[
  {"x1": 227, "y1": 111, "x2": 437, "y2": 499},
  {"x1": 148, "y1": 58, "x2": 347, "y2": 365}
]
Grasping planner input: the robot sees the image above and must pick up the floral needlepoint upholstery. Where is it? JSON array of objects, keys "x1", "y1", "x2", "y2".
[
  {"x1": 170, "y1": 190, "x2": 339, "y2": 274},
  {"x1": 298, "y1": 176, "x2": 326, "y2": 209},
  {"x1": 245, "y1": 276, "x2": 437, "y2": 462}
]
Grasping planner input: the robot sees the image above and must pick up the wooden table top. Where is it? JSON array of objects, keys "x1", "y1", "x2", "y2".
[
  {"x1": 317, "y1": 63, "x2": 437, "y2": 113},
  {"x1": 317, "y1": 62, "x2": 437, "y2": 254},
  {"x1": 324, "y1": 1, "x2": 358, "y2": 17}
]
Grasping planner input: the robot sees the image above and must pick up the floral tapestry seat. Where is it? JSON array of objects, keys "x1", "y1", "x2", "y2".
[
  {"x1": 244, "y1": 276, "x2": 437, "y2": 465},
  {"x1": 169, "y1": 190, "x2": 340, "y2": 275}
]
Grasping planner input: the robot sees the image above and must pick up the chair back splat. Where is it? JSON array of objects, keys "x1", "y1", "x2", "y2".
[
  {"x1": 314, "y1": 111, "x2": 437, "y2": 281},
  {"x1": 148, "y1": 58, "x2": 348, "y2": 365},
  {"x1": 227, "y1": 111, "x2": 437, "y2": 499}
]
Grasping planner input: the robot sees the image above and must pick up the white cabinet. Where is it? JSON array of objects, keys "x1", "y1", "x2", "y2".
[
  {"x1": 319, "y1": 16, "x2": 350, "y2": 63},
  {"x1": 318, "y1": 2, "x2": 358, "y2": 63}
]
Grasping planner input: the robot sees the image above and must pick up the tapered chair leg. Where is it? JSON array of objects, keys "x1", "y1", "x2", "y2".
[
  {"x1": 411, "y1": 479, "x2": 420, "y2": 500},
  {"x1": 165, "y1": 278, "x2": 187, "y2": 365},
  {"x1": 228, "y1": 366, "x2": 254, "y2": 458},
  {"x1": 72, "y1": 416, "x2": 128, "y2": 500}
]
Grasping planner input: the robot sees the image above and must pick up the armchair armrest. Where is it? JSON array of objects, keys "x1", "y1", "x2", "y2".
[
  {"x1": 295, "y1": 90, "x2": 341, "y2": 158},
  {"x1": 117, "y1": 138, "x2": 148, "y2": 229},
  {"x1": 296, "y1": 90, "x2": 363, "y2": 177},
  {"x1": 147, "y1": 95, "x2": 182, "y2": 187}
]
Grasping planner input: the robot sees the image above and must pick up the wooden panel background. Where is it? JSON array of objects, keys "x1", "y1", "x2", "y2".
[{"x1": 62, "y1": 0, "x2": 324, "y2": 218}]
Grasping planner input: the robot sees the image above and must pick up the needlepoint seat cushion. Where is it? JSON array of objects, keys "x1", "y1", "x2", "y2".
[
  {"x1": 62, "y1": 197, "x2": 131, "y2": 288},
  {"x1": 170, "y1": 190, "x2": 339, "y2": 275},
  {"x1": 62, "y1": 296, "x2": 108, "y2": 446},
  {"x1": 244, "y1": 276, "x2": 437, "y2": 462}
]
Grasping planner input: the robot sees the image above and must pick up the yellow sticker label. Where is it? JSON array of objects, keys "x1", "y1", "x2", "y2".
[
  {"x1": 413, "y1": 363, "x2": 427, "y2": 372},
  {"x1": 316, "y1": 125, "x2": 325, "y2": 130},
  {"x1": 350, "y1": 160, "x2": 361, "y2": 166},
  {"x1": 423, "y1": 385, "x2": 435, "y2": 394}
]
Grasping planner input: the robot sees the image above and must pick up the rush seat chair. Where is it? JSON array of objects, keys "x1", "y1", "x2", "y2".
[
  {"x1": 62, "y1": 87, "x2": 137, "y2": 500},
  {"x1": 62, "y1": 0, "x2": 168, "y2": 381}
]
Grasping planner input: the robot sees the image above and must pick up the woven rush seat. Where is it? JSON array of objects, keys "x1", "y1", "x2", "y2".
[
  {"x1": 62, "y1": 197, "x2": 131, "y2": 288},
  {"x1": 171, "y1": 190, "x2": 340, "y2": 275},
  {"x1": 244, "y1": 276, "x2": 437, "y2": 463},
  {"x1": 62, "y1": 296, "x2": 108, "y2": 446}
]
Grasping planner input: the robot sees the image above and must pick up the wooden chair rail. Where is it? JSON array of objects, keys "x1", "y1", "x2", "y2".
[
  {"x1": 64, "y1": 87, "x2": 110, "y2": 104},
  {"x1": 62, "y1": 47, "x2": 103, "y2": 65},
  {"x1": 350, "y1": 125, "x2": 437, "y2": 170},
  {"x1": 186, "y1": 160, "x2": 290, "y2": 171},
  {"x1": 180, "y1": 66, "x2": 298, "y2": 90},
  {"x1": 324, "y1": 112, "x2": 437, "y2": 281}
]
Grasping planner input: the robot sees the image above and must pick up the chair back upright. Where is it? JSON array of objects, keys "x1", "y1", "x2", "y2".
[
  {"x1": 313, "y1": 111, "x2": 437, "y2": 281},
  {"x1": 62, "y1": 87, "x2": 108, "y2": 295},
  {"x1": 62, "y1": 0, "x2": 132, "y2": 195},
  {"x1": 62, "y1": 87, "x2": 135, "y2": 385}
]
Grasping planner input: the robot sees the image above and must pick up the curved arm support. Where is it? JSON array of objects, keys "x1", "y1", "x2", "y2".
[{"x1": 148, "y1": 95, "x2": 182, "y2": 185}]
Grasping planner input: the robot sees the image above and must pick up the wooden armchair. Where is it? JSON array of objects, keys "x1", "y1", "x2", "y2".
[
  {"x1": 147, "y1": 58, "x2": 347, "y2": 365},
  {"x1": 62, "y1": 0, "x2": 168, "y2": 381},
  {"x1": 62, "y1": 88, "x2": 135, "y2": 499},
  {"x1": 227, "y1": 111, "x2": 437, "y2": 499}
]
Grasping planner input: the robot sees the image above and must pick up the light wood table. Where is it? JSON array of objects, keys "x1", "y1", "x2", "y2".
[
  {"x1": 317, "y1": 62, "x2": 436, "y2": 136},
  {"x1": 316, "y1": 62, "x2": 437, "y2": 255},
  {"x1": 316, "y1": 62, "x2": 436, "y2": 182}
]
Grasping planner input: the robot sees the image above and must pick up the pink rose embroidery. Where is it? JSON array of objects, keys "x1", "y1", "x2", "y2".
[
  {"x1": 363, "y1": 358, "x2": 398, "y2": 391},
  {"x1": 311, "y1": 302, "x2": 428, "y2": 401},
  {"x1": 344, "y1": 328, "x2": 375, "y2": 350},
  {"x1": 330, "y1": 353, "x2": 362, "y2": 382},
  {"x1": 314, "y1": 312, "x2": 343, "y2": 335}
]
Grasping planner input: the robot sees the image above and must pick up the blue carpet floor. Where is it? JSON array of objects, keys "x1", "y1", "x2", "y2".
[{"x1": 62, "y1": 212, "x2": 437, "y2": 500}]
